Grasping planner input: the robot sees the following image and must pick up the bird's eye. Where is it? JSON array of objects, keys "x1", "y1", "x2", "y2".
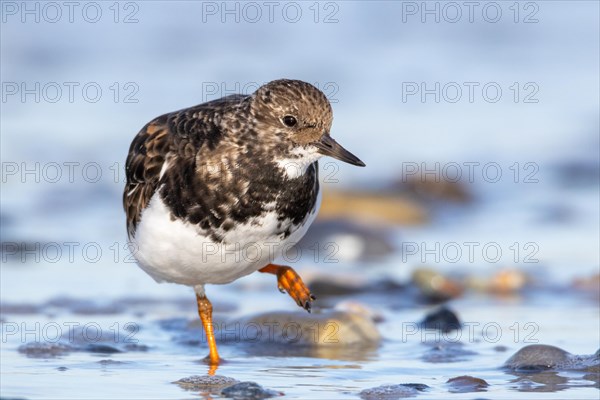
[{"x1": 282, "y1": 116, "x2": 297, "y2": 127}]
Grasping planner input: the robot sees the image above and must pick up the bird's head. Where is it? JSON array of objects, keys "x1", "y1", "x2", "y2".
[{"x1": 250, "y1": 79, "x2": 365, "y2": 172}]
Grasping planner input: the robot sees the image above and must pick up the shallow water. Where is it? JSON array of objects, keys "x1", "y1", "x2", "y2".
[
  {"x1": 1, "y1": 1, "x2": 599, "y2": 398},
  {"x1": 1, "y1": 256, "x2": 599, "y2": 399}
]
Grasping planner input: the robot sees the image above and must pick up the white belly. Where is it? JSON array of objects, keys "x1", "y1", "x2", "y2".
[{"x1": 131, "y1": 190, "x2": 321, "y2": 286}]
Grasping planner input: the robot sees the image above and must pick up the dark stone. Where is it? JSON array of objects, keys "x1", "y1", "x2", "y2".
[
  {"x1": 123, "y1": 343, "x2": 149, "y2": 352},
  {"x1": 98, "y1": 359, "x2": 128, "y2": 365},
  {"x1": 17, "y1": 324, "x2": 148, "y2": 359},
  {"x1": 504, "y1": 345, "x2": 571, "y2": 371},
  {"x1": 504, "y1": 344, "x2": 600, "y2": 374},
  {"x1": 221, "y1": 381, "x2": 282, "y2": 399},
  {"x1": 359, "y1": 383, "x2": 429, "y2": 399},
  {"x1": 17, "y1": 342, "x2": 74, "y2": 358},
  {"x1": 82, "y1": 344, "x2": 122, "y2": 354},
  {"x1": 420, "y1": 307, "x2": 461, "y2": 332},
  {"x1": 399, "y1": 384, "x2": 429, "y2": 392},
  {"x1": 173, "y1": 375, "x2": 239, "y2": 391},
  {"x1": 446, "y1": 375, "x2": 489, "y2": 393}
]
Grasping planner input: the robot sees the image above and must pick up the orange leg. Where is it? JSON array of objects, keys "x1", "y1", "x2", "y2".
[
  {"x1": 196, "y1": 294, "x2": 220, "y2": 367},
  {"x1": 259, "y1": 263, "x2": 316, "y2": 312}
]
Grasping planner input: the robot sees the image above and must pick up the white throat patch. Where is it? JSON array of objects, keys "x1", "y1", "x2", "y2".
[{"x1": 276, "y1": 146, "x2": 322, "y2": 179}]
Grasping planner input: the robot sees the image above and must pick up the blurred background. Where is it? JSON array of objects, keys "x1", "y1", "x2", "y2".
[{"x1": 1, "y1": 1, "x2": 599, "y2": 399}]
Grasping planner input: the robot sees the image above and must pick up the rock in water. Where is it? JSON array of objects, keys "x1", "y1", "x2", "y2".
[
  {"x1": 420, "y1": 307, "x2": 461, "y2": 332},
  {"x1": 504, "y1": 345, "x2": 572, "y2": 371},
  {"x1": 17, "y1": 342, "x2": 74, "y2": 358},
  {"x1": 232, "y1": 310, "x2": 381, "y2": 346},
  {"x1": 411, "y1": 268, "x2": 463, "y2": 301},
  {"x1": 359, "y1": 383, "x2": 429, "y2": 399},
  {"x1": 446, "y1": 375, "x2": 489, "y2": 393},
  {"x1": 221, "y1": 382, "x2": 282, "y2": 399},
  {"x1": 173, "y1": 375, "x2": 239, "y2": 391}
]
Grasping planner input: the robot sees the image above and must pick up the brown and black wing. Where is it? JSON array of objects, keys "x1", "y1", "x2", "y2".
[
  {"x1": 123, "y1": 115, "x2": 172, "y2": 238},
  {"x1": 123, "y1": 94, "x2": 249, "y2": 238}
]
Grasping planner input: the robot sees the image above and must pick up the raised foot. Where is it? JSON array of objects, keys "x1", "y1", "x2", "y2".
[{"x1": 260, "y1": 264, "x2": 316, "y2": 312}]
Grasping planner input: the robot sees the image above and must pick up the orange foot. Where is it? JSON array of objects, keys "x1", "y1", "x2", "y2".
[{"x1": 259, "y1": 264, "x2": 316, "y2": 312}]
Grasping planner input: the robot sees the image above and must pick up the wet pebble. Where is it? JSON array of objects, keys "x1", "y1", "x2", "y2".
[
  {"x1": 446, "y1": 375, "x2": 489, "y2": 393},
  {"x1": 174, "y1": 375, "x2": 239, "y2": 391},
  {"x1": 420, "y1": 306, "x2": 460, "y2": 332},
  {"x1": 17, "y1": 324, "x2": 148, "y2": 358},
  {"x1": 504, "y1": 344, "x2": 600, "y2": 372},
  {"x1": 82, "y1": 344, "x2": 122, "y2": 354},
  {"x1": 98, "y1": 359, "x2": 129, "y2": 365},
  {"x1": 467, "y1": 269, "x2": 528, "y2": 294},
  {"x1": 412, "y1": 268, "x2": 463, "y2": 302},
  {"x1": 63, "y1": 325, "x2": 147, "y2": 353},
  {"x1": 221, "y1": 381, "x2": 282, "y2": 399},
  {"x1": 359, "y1": 383, "x2": 429, "y2": 399},
  {"x1": 18, "y1": 342, "x2": 74, "y2": 358},
  {"x1": 232, "y1": 309, "x2": 381, "y2": 346},
  {"x1": 504, "y1": 345, "x2": 571, "y2": 371}
]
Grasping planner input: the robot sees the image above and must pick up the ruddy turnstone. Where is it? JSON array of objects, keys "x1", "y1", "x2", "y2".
[{"x1": 123, "y1": 79, "x2": 365, "y2": 366}]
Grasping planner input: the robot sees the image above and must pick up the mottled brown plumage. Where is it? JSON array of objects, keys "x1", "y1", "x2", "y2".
[
  {"x1": 124, "y1": 80, "x2": 363, "y2": 240},
  {"x1": 122, "y1": 79, "x2": 365, "y2": 368}
]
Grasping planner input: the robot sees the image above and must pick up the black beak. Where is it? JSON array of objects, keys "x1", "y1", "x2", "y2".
[{"x1": 313, "y1": 135, "x2": 366, "y2": 167}]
